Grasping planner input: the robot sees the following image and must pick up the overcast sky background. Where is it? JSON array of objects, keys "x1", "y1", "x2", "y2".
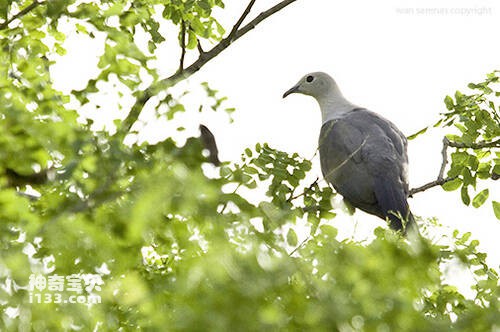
[{"x1": 51, "y1": 0, "x2": 500, "y2": 274}]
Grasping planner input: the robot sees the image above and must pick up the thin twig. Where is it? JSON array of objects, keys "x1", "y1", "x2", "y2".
[
  {"x1": 219, "y1": 184, "x2": 242, "y2": 214},
  {"x1": 410, "y1": 136, "x2": 500, "y2": 196},
  {"x1": 447, "y1": 138, "x2": 500, "y2": 149},
  {"x1": 227, "y1": 0, "x2": 257, "y2": 41},
  {"x1": 289, "y1": 235, "x2": 311, "y2": 256},
  {"x1": 409, "y1": 177, "x2": 456, "y2": 197},
  {"x1": 232, "y1": 0, "x2": 297, "y2": 40},
  {"x1": 0, "y1": 1, "x2": 41, "y2": 30},
  {"x1": 196, "y1": 38, "x2": 205, "y2": 56},
  {"x1": 287, "y1": 177, "x2": 318, "y2": 202},
  {"x1": 118, "y1": 0, "x2": 298, "y2": 135},
  {"x1": 178, "y1": 20, "x2": 186, "y2": 74},
  {"x1": 438, "y1": 137, "x2": 450, "y2": 180}
]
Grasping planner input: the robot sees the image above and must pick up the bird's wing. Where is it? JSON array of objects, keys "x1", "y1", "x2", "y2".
[
  {"x1": 319, "y1": 114, "x2": 381, "y2": 217},
  {"x1": 361, "y1": 110, "x2": 410, "y2": 194},
  {"x1": 319, "y1": 109, "x2": 411, "y2": 229}
]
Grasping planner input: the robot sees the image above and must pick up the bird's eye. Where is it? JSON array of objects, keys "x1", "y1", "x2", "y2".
[{"x1": 306, "y1": 75, "x2": 314, "y2": 83}]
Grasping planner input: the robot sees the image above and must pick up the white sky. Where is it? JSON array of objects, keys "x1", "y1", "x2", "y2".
[{"x1": 51, "y1": 0, "x2": 500, "y2": 268}]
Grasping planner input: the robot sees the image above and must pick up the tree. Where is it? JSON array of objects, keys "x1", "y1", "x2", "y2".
[{"x1": 0, "y1": 1, "x2": 499, "y2": 330}]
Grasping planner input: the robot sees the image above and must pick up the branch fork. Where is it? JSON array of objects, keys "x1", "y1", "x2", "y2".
[{"x1": 118, "y1": 0, "x2": 298, "y2": 135}]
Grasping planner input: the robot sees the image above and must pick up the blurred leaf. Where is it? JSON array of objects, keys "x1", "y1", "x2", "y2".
[
  {"x1": 493, "y1": 201, "x2": 500, "y2": 220},
  {"x1": 444, "y1": 95, "x2": 454, "y2": 110},
  {"x1": 472, "y1": 189, "x2": 489, "y2": 208},
  {"x1": 1, "y1": 2, "x2": 500, "y2": 331},
  {"x1": 286, "y1": 228, "x2": 298, "y2": 247}
]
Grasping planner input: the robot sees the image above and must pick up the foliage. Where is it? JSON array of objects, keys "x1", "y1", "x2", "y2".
[
  {"x1": 440, "y1": 71, "x2": 500, "y2": 214},
  {"x1": 0, "y1": 1, "x2": 499, "y2": 331}
]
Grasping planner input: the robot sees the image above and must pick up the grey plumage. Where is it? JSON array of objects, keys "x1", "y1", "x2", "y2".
[
  {"x1": 319, "y1": 109, "x2": 413, "y2": 231},
  {"x1": 283, "y1": 72, "x2": 416, "y2": 233}
]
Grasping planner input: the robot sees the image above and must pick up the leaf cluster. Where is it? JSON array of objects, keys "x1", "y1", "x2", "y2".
[
  {"x1": 1, "y1": 1, "x2": 499, "y2": 331},
  {"x1": 440, "y1": 72, "x2": 500, "y2": 215}
]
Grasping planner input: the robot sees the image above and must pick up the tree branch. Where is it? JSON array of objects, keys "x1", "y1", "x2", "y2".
[
  {"x1": 177, "y1": 20, "x2": 186, "y2": 74},
  {"x1": 438, "y1": 137, "x2": 450, "y2": 180},
  {"x1": 196, "y1": 38, "x2": 205, "y2": 56},
  {"x1": 447, "y1": 138, "x2": 500, "y2": 149},
  {"x1": 227, "y1": 0, "x2": 256, "y2": 41},
  {"x1": 231, "y1": 0, "x2": 297, "y2": 40},
  {"x1": 0, "y1": 0, "x2": 41, "y2": 30},
  {"x1": 117, "y1": 0, "x2": 298, "y2": 136},
  {"x1": 409, "y1": 177, "x2": 456, "y2": 196},
  {"x1": 287, "y1": 177, "x2": 318, "y2": 202},
  {"x1": 410, "y1": 136, "x2": 500, "y2": 196},
  {"x1": 289, "y1": 235, "x2": 311, "y2": 256},
  {"x1": 4, "y1": 168, "x2": 51, "y2": 187}
]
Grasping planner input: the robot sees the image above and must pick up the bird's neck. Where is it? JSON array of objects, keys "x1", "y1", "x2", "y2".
[{"x1": 317, "y1": 92, "x2": 358, "y2": 124}]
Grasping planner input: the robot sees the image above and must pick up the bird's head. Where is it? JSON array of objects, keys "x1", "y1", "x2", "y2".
[{"x1": 282, "y1": 72, "x2": 337, "y2": 99}]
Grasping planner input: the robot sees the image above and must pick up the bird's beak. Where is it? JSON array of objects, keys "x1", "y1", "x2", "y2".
[{"x1": 282, "y1": 84, "x2": 300, "y2": 98}]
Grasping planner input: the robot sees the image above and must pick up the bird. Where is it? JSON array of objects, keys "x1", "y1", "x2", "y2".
[
  {"x1": 199, "y1": 124, "x2": 221, "y2": 166},
  {"x1": 283, "y1": 72, "x2": 417, "y2": 234}
]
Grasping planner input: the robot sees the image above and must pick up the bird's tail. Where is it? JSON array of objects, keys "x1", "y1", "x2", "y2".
[
  {"x1": 390, "y1": 210, "x2": 420, "y2": 236},
  {"x1": 374, "y1": 177, "x2": 418, "y2": 235}
]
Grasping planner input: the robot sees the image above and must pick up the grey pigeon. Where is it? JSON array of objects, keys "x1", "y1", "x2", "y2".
[{"x1": 283, "y1": 72, "x2": 416, "y2": 233}]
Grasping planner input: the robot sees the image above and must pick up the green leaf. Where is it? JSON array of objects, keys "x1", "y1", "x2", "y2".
[
  {"x1": 75, "y1": 23, "x2": 88, "y2": 34},
  {"x1": 55, "y1": 43, "x2": 66, "y2": 56},
  {"x1": 286, "y1": 228, "x2": 298, "y2": 247},
  {"x1": 319, "y1": 224, "x2": 338, "y2": 239},
  {"x1": 461, "y1": 168, "x2": 475, "y2": 187},
  {"x1": 47, "y1": 0, "x2": 67, "y2": 18},
  {"x1": 467, "y1": 155, "x2": 479, "y2": 171},
  {"x1": 493, "y1": 201, "x2": 500, "y2": 220},
  {"x1": 187, "y1": 30, "x2": 197, "y2": 49},
  {"x1": 477, "y1": 162, "x2": 491, "y2": 173},
  {"x1": 245, "y1": 180, "x2": 257, "y2": 189},
  {"x1": 493, "y1": 164, "x2": 500, "y2": 176},
  {"x1": 474, "y1": 268, "x2": 486, "y2": 276},
  {"x1": 444, "y1": 95, "x2": 454, "y2": 110},
  {"x1": 215, "y1": 21, "x2": 225, "y2": 37},
  {"x1": 472, "y1": 189, "x2": 489, "y2": 208},
  {"x1": 259, "y1": 202, "x2": 282, "y2": 223},
  {"x1": 451, "y1": 151, "x2": 469, "y2": 165},
  {"x1": 461, "y1": 186, "x2": 470, "y2": 206},
  {"x1": 4, "y1": 3, "x2": 500, "y2": 329},
  {"x1": 220, "y1": 166, "x2": 232, "y2": 178},
  {"x1": 441, "y1": 177, "x2": 462, "y2": 191},
  {"x1": 244, "y1": 166, "x2": 258, "y2": 174},
  {"x1": 104, "y1": 2, "x2": 126, "y2": 17},
  {"x1": 407, "y1": 126, "x2": 428, "y2": 140}
]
